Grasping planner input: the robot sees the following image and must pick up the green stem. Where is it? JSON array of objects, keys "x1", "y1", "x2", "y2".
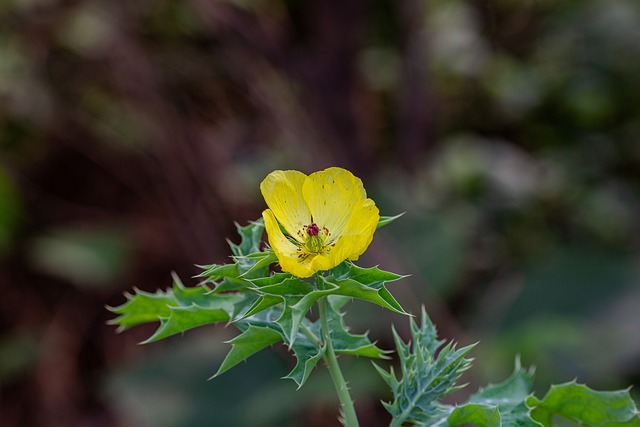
[
  {"x1": 318, "y1": 296, "x2": 359, "y2": 427},
  {"x1": 389, "y1": 415, "x2": 406, "y2": 427}
]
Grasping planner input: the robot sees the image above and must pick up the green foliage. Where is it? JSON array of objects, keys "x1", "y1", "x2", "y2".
[
  {"x1": 108, "y1": 289, "x2": 176, "y2": 331},
  {"x1": 109, "y1": 217, "x2": 403, "y2": 388},
  {"x1": 284, "y1": 267, "x2": 406, "y2": 347},
  {"x1": 375, "y1": 308, "x2": 475, "y2": 426},
  {"x1": 213, "y1": 325, "x2": 282, "y2": 378},
  {"x1": 377, "y1": 213, "x2": 405, "y2": 229},
  {"x1": 109, "y1": 213, "x2": 640, "y2": 426},
  {"x1": 528, "y1": 382, "x2": 640, "y2": 427},
  {"x1": 108, "y1": 273, "x2": 241, "y2": 341},
  {"x1": 379, "y1": 313, "x2": 640, "y2": 427},
  {"x1": 445, "y1": 361, "x2": 539, "y2": 427}
]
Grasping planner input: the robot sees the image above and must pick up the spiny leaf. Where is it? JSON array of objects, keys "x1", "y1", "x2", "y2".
[
  {"x1": 287, "y1": 292, "x2": 325, "y2": 346},
  {"x1": 237, "y1": 250, "x2": 278, "y2": 276},
  {"x1": 238, "y1": 295, "x2": 283, "y2": 320},
  {"x1": 343, "y1": 264, "x2": 406, "y2": 289},
  {"x1": 235, "y1": 305, "x2": 286, "y2": 332},
  {"x1": 470, "y1": 358, "x2": 535, "y2": 406},
  {"x1": 108, "y1": 273, "x2": 213, "y2": 330},
  {"x1": 253, "y1": 276, "x2": 315, "y2": 296},
  {"x1": 208, "y1": 276, "x2": 252, "y2": 294},
  {"x1": 107, "y1": 288, "x2": 175, "y2": 330},
  {"x1": 213, "y1": 325, "x2": 282, "y2": 378},
  {"x1": 143, "y1": 305, "x2": 232, "y2": 343},
  {"x1": 109, "y1": 275, "x2": 245, "y2": 341},
  {"x1": 411, "y1": 307, "x2": 443, "y2": 356},
  {"x1": 446, "y1": 360, "x2": 540, "y2": 427},
  {"x1": 378, "y1": 308, "x2": 475, "y2": 426},
  {"x1": 527, "y1": 382, "x2": 640, "y2": 427},
  {"x1": 325, "y1": 299, "x2": 390, "y2": 359},
  {"x1": 195, "y1": 263, "x2": 240, "y2": 280},
  {"x1": 285, "y1": 337, "x2": 325, "y2": 388},
  {"x1": 377, "y1": 213, "x2": 405, "y2": 229},
  {"x1": 249, "y1": 272, "x2": 294, "y2": 287},
  {"x1": 332, "y1": 278, "x2": 406, "y2": 313},
  {"x1": 230, "y1": 293, "x2": 260, "y2": 320},
  {"x1": 142, "y1": 291, "x2": 244, "y2": 343},
  {"x1": 229, "y1": 219, "x2": 265, "y2": 258},
  {"x1": 274, "y1": 298, "x2": 299, "y2": 345}
]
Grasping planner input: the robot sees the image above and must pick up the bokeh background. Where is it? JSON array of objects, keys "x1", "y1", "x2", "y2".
[{"x1": 1, "y1": 0, "x2": 640, "y2": 426}]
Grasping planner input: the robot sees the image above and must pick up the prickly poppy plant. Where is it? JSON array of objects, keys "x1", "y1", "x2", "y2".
[{"x1": 109, "y1": 167, "x2": 640, "y2": 427}]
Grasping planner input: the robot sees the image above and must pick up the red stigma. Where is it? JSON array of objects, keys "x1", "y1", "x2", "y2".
[{"x1": 307, "y1": 223, "x2": 320, "y2": 236}]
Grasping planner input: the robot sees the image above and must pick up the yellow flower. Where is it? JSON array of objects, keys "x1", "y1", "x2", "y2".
[{"x1": 260, "y1": 167, "x2": 380, "y2": 278}]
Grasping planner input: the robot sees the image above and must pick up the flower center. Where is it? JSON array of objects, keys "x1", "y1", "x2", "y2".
[
  {"x1": 305, "y1": 223, "x2": 323, "y2": 253},
  {"x1": 306, "y1": 223, "x2": 320, "y2": 236}
]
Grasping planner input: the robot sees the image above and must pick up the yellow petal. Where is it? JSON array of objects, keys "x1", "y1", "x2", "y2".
[
  {"x1": 262, "y1": 209, "x2": 315, "y2": 278},
  {"x1": 260, "y1": 170, "x2": 311, "y2": 243},
  {"x1": 282, "y1": 258, "x2": 316, "y2": 278},
  {"x1": 302, "y1": 167, "x2": 366, "y2": 241},
  {"x1": 328, "y1": 198, "x2": 379, "y2": 265},
  {"x1": 310, "y1": 253, "x2": 333, "y2": 272}
]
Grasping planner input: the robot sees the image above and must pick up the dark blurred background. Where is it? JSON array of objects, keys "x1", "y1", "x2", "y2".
[{"x1": 1, "y1": 0, "x2": 639, "y2": 426}]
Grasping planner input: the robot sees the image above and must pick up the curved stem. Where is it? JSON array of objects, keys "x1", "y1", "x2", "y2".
[{"x1": 318, "y1": 296, "x2": 359, "y2": 427}]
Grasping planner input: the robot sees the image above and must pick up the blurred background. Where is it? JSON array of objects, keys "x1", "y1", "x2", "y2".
[{"x1": 1, "y1": 0, "x2": 640, "y2": 425}]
